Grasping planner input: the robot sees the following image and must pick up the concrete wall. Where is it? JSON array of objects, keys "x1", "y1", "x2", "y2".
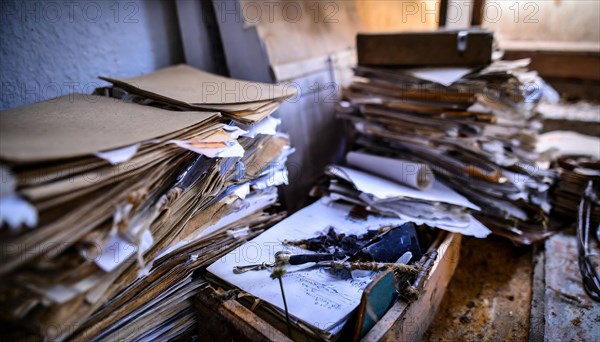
[{"x1": 0, "y1": 0, "x2": 184, "y2": 110}]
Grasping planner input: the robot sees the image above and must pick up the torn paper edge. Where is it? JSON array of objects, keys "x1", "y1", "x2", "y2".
[
  {"x1": 0, "y1": 194, "x2": 38, "y2": 230},
  {"x1": 239, "y1": 116, "x2": 281, "y2": 138},
  {"x1": 94, "y1": 143, "x2": 139, "y2": 165},
  {"x1": 94, "y1": 229, "x2": 153, "y2": 273}
]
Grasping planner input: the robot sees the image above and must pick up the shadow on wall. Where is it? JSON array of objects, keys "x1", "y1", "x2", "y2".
[{"x1": 0, "y1": 0, "x2": 183, "y2": 110}]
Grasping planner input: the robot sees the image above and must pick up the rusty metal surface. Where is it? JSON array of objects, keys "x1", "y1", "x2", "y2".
[
  {"x1": 423, "y1": 236, "x2": 533, "y2": 341},
  {"x1": 543, "y1": 231, "x2": 600, "y2": 341}
]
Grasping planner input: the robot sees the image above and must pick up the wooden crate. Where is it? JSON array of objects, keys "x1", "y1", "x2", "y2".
[
  {"x1": 195, "y1": 233, "x2": 461, "y2": 341},
  {"x1": 363, "y1": 233, "x2": 462, "y2": 341},
  {"x1": 357, "y1": 31, "x2": 493, "y2": 67}
]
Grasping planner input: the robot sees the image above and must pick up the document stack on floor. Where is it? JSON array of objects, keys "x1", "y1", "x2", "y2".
[
  {"x1": 319, "y1": 153, "x2": 491, "y2": 239},
  {"x1": 204, "y1": 155, "x2": 487, "y2": 340},
  {"x1": 206, "y1": 197, "x2": 422, "y2": 341},
  {"x1": 336, "y1": 57, "x2": 557, "y2": 244},
  {"x1": 98, "y1": 64, "x2": 291, "y2": 125},
  {"x1": 550, "y1": 156, "x2": 600, "y2": 223},
  {"x1": 0, "y1": 65, "x2": 295, "y2": 340}
]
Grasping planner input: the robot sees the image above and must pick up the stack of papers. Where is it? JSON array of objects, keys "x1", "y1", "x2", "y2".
[
  {"x1": 73, "y1": 190, "x2": 287, "y2": 342},
  {"x1": 0, "y1": 65, "x2": 295, "y2": 340},
  {"x1": 204, "y1": 157, "x2": 492, "y2": 340},
  {"x1": 337, "y1": 58, "x2": 556, "y2": 244},
  {"x1": 323, "y1": 160, "x2": 490, "y2": 238},
  {"x1": 207, "y1": 198, "x2": 412, "y2": 339},
  {"x1": 551, "y1": 156, "x2": 600, "y2": 223},
  {"x1": 99, "y1": 64, "x2": 297, "y2": 125}
]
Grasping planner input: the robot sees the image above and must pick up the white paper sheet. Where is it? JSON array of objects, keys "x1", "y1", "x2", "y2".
[
  {"x1": 197, "y1": 189, "x2": 279, "y2": 240},
  {"x1": 252, "y1": 168, "x2": 289, "y2": 189},
  {"x1": 362, "y1": 197, "x2": 491, "y2": 238},
  {"x1": 346, "y1": 152, "x2": 434, "y2": 190},
  {"x1": 95, "y1": 230, "x2": 153, "y2": 272},
  {"x1": 479, "y1": 58, "x2": 530, "y2": 74},
  {"x1": 222, "y1": 124, "x2": 248, "y2": 139},
  {"x1": 94, "y1": 143, "x2": 139, "y2": 165},
  {"x1": 406, "y1": 67, "x2": 474, "y2": 86},
  {"x1": 397, "y1": 212, "x2": 490, "y2": 238},
  {"x1": 0, "y1": 194, "x2": 37, "y2": 230},
  {"x1": 215, "y1": 142, "x2": 245, "y2": 158},
  {"x1": 170, "y1": 139, "x2": 245, "y2": 158},
  {"x1": 536, "y1": 131, "x2": 600, "y2": 159},
  {"x1": 232, "y1": 183, "x2": 251, "y2": 199},
  {"x1": 207, "y1": 198, "x2": 410, "y2": 332},
  {"x1": 240, "y1": 116, "x2": 281, "y2": 138},
  {"x1": 329, "y1": 166, "x2": 480, "y2": 211}
]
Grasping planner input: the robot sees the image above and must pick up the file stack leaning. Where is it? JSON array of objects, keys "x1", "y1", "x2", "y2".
[
  {"x1": 0, "y1": 65, "x2": 296, "y2": 341},
  {"x1": 339, "y1": 34, "x2": 557, "y2": 244}
]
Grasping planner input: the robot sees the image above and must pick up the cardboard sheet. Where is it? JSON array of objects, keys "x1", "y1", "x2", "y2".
[
  {"x1": 101, "y1": 64, "x2": 294, "y2": 106},
  {"x1": 0, "y1": 94, "x2": 218, "y2": 162},
  {"x1": 208, "y1": 198, "x2": 410, "y2": 332}
]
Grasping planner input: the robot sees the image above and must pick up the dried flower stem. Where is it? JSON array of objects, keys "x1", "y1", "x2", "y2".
[{"x1": 271, "y1": 266, "x2": 292, "y2": 337}]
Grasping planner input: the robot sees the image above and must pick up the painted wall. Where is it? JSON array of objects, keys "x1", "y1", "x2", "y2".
[
  {"x1": 483, "y1": 0, "x2": 600, "y2": 44},
  {"x1": 0, "y1": 0, "x2": 184, "y2": 110},
  {"x1": 356, "y1": 0, "x2": 440, "y2": 32}
]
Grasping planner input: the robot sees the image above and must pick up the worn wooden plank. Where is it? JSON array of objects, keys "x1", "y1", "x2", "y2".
[
  {"x1": 438, "y1": 0, "x2": 448, "y2": 27},
  {"x1": 237, "y1": 0, "x2": 358, "y2": 68},
  {"x1": 470, "y1": 0, "x2": 485, "y2": 26},
  {"x1": 275, "y1": 67, "x2": 349, "y2": 212},
  {"x1": 357, "y1": 31, "x2": 493, "y2": 67},
  {"x1": 195, "y1": 233, "x2": 461, "y2": 341},
  {"x1": 176, "y1": 0, "x2": 228, "y2": 75},
  {"x1": 356, "y1": 1, "x2": 440, "y2": 33},
  {"x1": 362, "y1": 233, "x2": 462, "y2": 341},
  {"x1": 211, "y1": 0, "x2": 272, "y2": 83},
  {"x1": 210, "y1": 0, "x2": 355, "y2": 214},
  {"x1": 504, "y1": 50, "x2": 600, "y2": 81},
  {"x1": 195, "y1": 288, "x2": 292, "y2": 342},
  {"x1": 543, "y1": 232, "x2": 600, "y2": 341},
  {"x1": 529, "y1": 243, "x2": 546, "y2": 342}
]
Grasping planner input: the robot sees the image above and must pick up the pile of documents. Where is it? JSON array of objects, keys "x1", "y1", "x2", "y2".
[
  {"x1": 98, "y1": 64, "x2": 293, "y2": 125},
  {"x1": 0, "y1": 65, "x2": 295, "y2": 340},
  {"x1": 336, "y1": 58, "x2": 557, "y2": 244},
  {"x1": 320, "y1": 153, "x2": 491, "y2": 239},
  {"x1": 551, "y1": 156, "x2": 600, "y2": 223},
  {"x1": 204, "y1": 146, "x2": 493, "y2": 339},
  {"x1": 205, "y1": 158, "x2": 480, "y2": 340},
  {"x1": 207, "y1": 198, "x2": 421, "y2": 340}
]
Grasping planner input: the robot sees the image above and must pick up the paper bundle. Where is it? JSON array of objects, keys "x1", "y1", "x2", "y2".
[
  {"x1": 0, "y1": 65, "x2": 295, "y2": 340},
  {"x1": 320, "y1": 160, "x2": 490, "y2": 239},
  {"x1": 99, "y1": 64, "x2": 297, "y2": 125},
  {"x1": 551, "y1": 156, "x2": 600, "y2": 223},
  {"x1": 206, "y1": 198, "x2": 415, "y2": 340},
  {"x1": 336, "y1": 58, "x2": 557, "y2": 244}
]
